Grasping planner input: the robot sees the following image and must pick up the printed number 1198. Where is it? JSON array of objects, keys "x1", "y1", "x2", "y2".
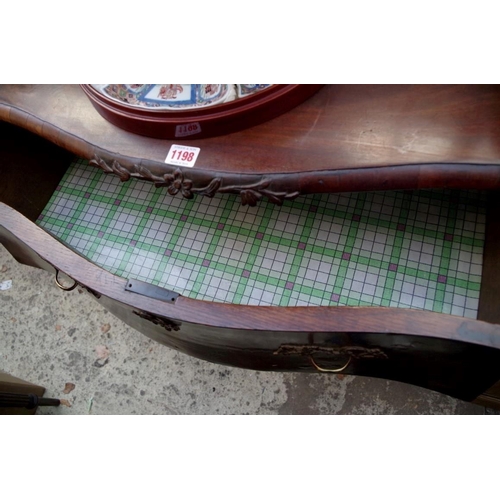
[
  {"x1": 171, "y1": 149, "x2": 195, "y2": 162},
  {"x1": 165, "y1": 144, "x2": 200, "y2": 168}
]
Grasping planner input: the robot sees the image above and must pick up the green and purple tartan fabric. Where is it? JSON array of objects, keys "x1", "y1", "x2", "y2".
[{"x1": 37, "y1": 157, "x2": 486, "y2": 318}]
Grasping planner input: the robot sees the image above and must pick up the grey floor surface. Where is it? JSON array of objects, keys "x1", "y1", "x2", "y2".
[{"x1": 0, "y1": 244, "x2": 493, "y2": 415}]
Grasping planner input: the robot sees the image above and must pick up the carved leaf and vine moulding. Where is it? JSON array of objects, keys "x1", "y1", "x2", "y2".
[{"x1": 89, "y1": 154, "x2": 300, "y2": 207}]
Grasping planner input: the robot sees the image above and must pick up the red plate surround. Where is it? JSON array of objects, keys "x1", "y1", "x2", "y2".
[{"x1": 80, "y1": 84, "x2": 323, "y2": 140}]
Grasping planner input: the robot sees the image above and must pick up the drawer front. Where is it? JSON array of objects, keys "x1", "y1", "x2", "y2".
[{"x1": 3, "y1": 203, "x2": 500, "y2": 402}]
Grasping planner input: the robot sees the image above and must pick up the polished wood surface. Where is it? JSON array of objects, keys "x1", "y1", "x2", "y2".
[
  {"x1": 1, "y1": 85, "x2": 500, "y2": 200},
  {"x1": 3, "y1": 86, "x2": 500, "y2": 404}
]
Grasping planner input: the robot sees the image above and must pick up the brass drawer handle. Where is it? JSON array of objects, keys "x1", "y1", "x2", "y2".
[
  {"x1": 310, "y1": 355, "x2": 351, "y2": 373},
  {"x1": 54, "y1": 270, "x2": 78, "y2": 291}
]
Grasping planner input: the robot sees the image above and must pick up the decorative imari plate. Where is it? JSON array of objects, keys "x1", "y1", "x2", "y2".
[
  {"x1": 90, "y1": 84, "x2": 273, "y2": 110},
  {"x1": 81, "y1": 84, "x2": 323, "y2": 139}
]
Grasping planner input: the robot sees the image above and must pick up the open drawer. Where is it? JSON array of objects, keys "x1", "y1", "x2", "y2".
[{"x1": 2, "y1": 121, "x2": 500, "y2": 405}]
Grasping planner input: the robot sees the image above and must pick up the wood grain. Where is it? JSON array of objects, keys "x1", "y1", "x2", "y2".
[
  {"x1": 1, "y1": 85, "x2": 500, "y2": 198},
  {"x1": 3, "y1": 85, "x2": 500, "y2": 404}
]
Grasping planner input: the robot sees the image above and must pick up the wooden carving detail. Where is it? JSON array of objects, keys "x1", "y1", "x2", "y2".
[
  {"x1": 89, "y1": 155, "x2": 300, "y2": 206},
  {"x1": 154, "y1": 169, "x2": 194, "y2": 199},
  {"x1": 89, "y1": 156, "x2": 131, "y2": 182},
  {"x1": 133, "y1": 310, "x2": 181, "y2": 332},
  {"x1": 222, "y1": 179, "x2": 300, "y2": 206}
]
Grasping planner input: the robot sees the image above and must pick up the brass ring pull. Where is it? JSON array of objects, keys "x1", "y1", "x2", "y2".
[
  {"x1": 54, "y1": 270, "x2": 78, "y2": 291},
  {"x1": 310, "y1": 355, "x2": 351, "y2": 373}
]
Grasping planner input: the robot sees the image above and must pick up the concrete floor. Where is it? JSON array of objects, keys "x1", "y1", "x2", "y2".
[{"x1": 0, "y1": 244, "x2": 493, "y2": 414}]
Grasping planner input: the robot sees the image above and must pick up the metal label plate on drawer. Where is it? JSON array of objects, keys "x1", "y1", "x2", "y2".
[{"x1": 125, "y1": 279, "x2": 179, "y2": 303}]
